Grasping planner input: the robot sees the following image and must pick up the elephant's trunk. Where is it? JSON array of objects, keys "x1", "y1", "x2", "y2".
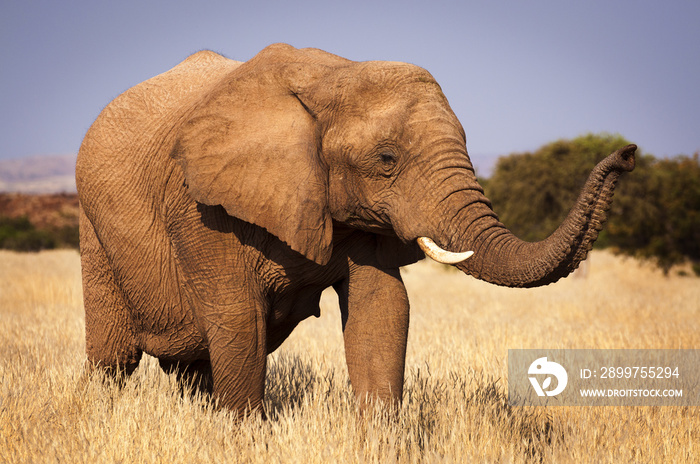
[{"x1": 436, "y1": 144, "x2": 636, "y2": 288}]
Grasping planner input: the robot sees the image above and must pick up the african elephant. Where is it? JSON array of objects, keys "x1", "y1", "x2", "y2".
[{"x1": 76, "y1": 43, "x2": 636, "y2": 416}]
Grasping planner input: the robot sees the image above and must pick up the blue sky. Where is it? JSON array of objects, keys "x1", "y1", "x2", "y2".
[{"x1": 1, "y1": 0, "x2": 698, "y2": 175}]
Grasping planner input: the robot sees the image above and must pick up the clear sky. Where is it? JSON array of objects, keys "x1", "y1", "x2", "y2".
[{"x1": 1, "y1": 0, "x2": 698, "y2": 174}]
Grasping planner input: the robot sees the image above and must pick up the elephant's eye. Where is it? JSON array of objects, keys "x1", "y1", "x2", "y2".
[{"x1": 379, "y1": 152, "x2": 397, "y2": 174}]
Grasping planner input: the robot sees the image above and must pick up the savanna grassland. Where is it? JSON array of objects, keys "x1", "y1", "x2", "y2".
[{"x1": 1, "y1": 250, "x2": 699, "y2": 463}]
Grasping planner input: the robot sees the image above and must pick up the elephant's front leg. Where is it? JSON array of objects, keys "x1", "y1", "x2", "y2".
[
  {"x1": 335, "y1": 262, "x2": 409, "y2": 411},
  {"x1": 203, "y1": 300, "x2": 267, "y2": 417}
]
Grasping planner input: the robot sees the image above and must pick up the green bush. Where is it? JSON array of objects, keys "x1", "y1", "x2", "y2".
[
  {"x1": 484, "y1": 134, "x2": 700, "y2": 274},
  {"x1": 485, "y1": 133, "x2": 634, "y2": 242},
  {"x1": 0, "y1": 216, "x2": 79, "y2": 252},
  {"x1": 0, "y1": 216, "x2": 55, "y2": 251},
  {"x1": 54, "y1": 224, "x2": 80, "y2": 249},
  {"x1": 608, "y1": 153, "x2": 700, "y2": 274}
]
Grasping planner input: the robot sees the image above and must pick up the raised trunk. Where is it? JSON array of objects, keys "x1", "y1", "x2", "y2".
[{"x1": 451, "y1": 144, "x2": 636, "y2": 288}]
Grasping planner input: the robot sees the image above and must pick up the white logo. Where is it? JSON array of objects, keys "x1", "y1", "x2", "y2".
[{"x1": 528, "y1": 357, "x2": 568, "y2": 397}]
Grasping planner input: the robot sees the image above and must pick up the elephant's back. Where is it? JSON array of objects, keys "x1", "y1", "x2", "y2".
[
  {"x1": 94, "y1": 50, "x2": 242, "y2": 132},
  {"x1": 76, "y1": 51, "x2": 241, "y2": 225},
  {"x1": 77, "y1": 51, "x2": 240, "y2": 192}
]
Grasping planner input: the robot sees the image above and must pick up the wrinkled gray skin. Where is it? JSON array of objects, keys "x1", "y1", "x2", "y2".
[{"x1": 76, "y1": 43, "x2": 636, "y2": 416}]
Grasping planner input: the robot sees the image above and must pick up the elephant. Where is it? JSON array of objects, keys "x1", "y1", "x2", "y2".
[{"x1": 76, "y1": 43, "x2": 636, "y2": 416}]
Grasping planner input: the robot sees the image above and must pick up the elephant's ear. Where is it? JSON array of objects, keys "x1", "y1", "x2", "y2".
[{"x1": 172, "y1": 47, "x2": 333, "y2": 265}]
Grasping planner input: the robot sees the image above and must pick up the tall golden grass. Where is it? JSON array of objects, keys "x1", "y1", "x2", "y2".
[{"x1": 1, "y1": 249, "x2": 699, "y2": 463}]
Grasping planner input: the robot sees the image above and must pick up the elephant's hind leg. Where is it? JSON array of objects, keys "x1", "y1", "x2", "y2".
[
  {"x1": 80, "y1": 208, "x2": 142, "y2": 379},
  {"x1": 159, "y1": 359, "x2": 214, "y2": 396}
]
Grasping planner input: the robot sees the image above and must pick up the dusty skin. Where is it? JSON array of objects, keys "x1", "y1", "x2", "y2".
[
  {"x1": 76, "y1": 43, "x2": 636, "y2": 415},
  {"x1": 1, "y1": 250, "x2": 699, "y2": 462}
]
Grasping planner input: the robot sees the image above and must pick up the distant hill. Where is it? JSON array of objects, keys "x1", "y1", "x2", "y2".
[
  {"x1": 0, "y1": 192, "x2": 79, "y2": 251},
  {"x1": 0, "y1": 192, "x2": 79, "y2": 230},
  {"x1": 0, "y1": 154, "x2": 77, "y2": 193}
]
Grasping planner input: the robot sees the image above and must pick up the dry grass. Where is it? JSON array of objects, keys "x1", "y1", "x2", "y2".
[{"x1": 1, "y1": 249, "x2": 699, "y2": 463}]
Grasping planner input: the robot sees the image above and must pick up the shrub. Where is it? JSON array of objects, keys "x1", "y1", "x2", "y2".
[
  {"x1": 0, "y1": 216, "x2": 56, "y2": 251},
  {"x1": 484, "y1": 134, "x2": 700, "y2": 274},
  {"x1": 0, "y1": 215, "x2": 79, "y2": 252}
]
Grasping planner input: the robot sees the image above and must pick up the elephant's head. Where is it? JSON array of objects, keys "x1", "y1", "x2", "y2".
[{"x1": 173, "y1": 43, "x2": 636, "y2": 287}]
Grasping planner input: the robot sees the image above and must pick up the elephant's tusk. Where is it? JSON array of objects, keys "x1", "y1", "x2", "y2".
[{"x1": 417, "y1": 237, "x2": 474, "y2": 264}]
